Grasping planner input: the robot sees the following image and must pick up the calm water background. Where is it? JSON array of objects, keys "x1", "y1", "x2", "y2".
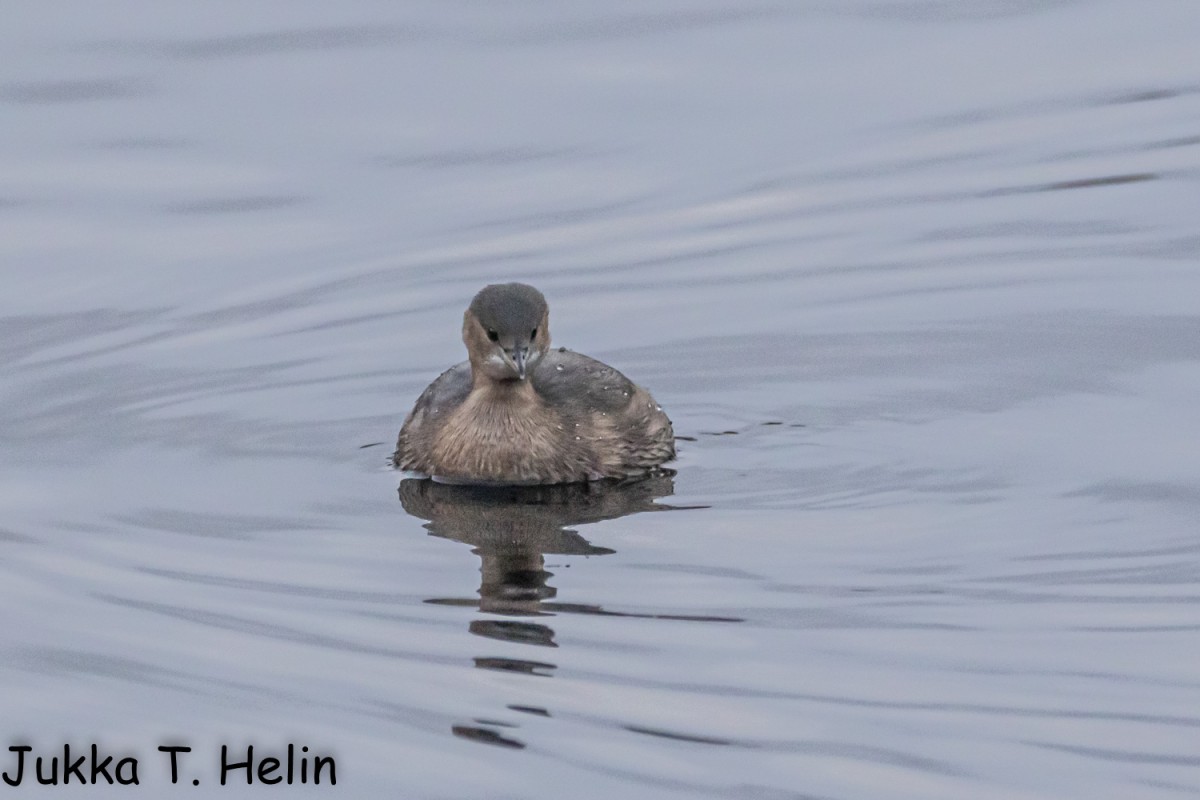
[{"x1": 3, "y1": 2, "x2": 1199, "y2": 797}]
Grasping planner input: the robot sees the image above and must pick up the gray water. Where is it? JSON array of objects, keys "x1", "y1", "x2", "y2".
[{"x1": 3, "y1": 2, "x2": 1200, "y2": 797}]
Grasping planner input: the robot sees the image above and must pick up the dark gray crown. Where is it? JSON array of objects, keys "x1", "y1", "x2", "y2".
[{"x1": 468, "y1": 283, "x2": 547, "y2": 333}]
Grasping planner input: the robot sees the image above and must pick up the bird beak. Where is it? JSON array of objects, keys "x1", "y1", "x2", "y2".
[{"x1": 510, "y1": 347, "x2": 528, "y2": 380}]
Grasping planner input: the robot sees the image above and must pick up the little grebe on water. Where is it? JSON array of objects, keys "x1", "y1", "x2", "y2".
[{"x1": 393, "y1": 283, "x2": 674, "y2": 484}]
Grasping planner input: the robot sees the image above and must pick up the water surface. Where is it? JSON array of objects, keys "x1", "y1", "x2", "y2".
[{"x1": 3, "y1": 2, "x2": 1199, "y2": 797}]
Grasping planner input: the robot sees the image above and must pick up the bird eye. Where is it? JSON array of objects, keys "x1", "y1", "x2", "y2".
[
  {"x1": 486, "y1": 329, "x2": 499, "y2": 342},
  {"x1": 531, "y1": 327, "x2": 538, "y2": 338}
]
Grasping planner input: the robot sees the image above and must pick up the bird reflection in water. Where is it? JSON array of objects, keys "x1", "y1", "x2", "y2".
[
  {"x1": 401, "y1": 472, "x2": 682, "y2": 648},
  {"x1": 398, "y1": 472, "x2": 725, "y2": 748}
]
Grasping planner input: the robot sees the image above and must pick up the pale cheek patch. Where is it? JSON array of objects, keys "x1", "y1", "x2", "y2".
[{"x1": 481, "y1": 352, "x2": 514, "y2": 379}]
